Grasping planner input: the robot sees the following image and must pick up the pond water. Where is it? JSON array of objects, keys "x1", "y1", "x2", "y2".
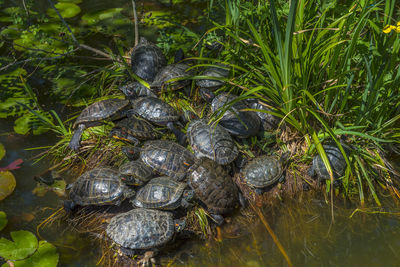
[{"x1": 1, "y1": 0, "x2": 400, "y2": 266}]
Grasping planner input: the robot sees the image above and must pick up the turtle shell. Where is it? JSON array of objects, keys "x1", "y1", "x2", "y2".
[
  {"x1": 140, "y1": 140, "x2": 196, "y2": 182},
  {"x1": 196, "y1": 64, "x2": 229, "y2": 89},
  {"x1": 247, "y1": 99, "x2": 280, "y2": 131},
  {"x1": 242, "y1": 155, "x2": 283, "y2": 189},
  {"x1": 73, "y1": 99, "x2": 129, "y2": 128},
  {"x1": 113, "y1": 117, "x2": 161, "y2": 141},
  {"x1": 68, "y1": 167, "x2": 132, "y2": 206},
  {"x1": 119, "y1": 160, "x2": 154, "y2": 186},
  {"x1": 211, "y1": 93, "x2": 260, "y2": 138},
  {"x1": 106, "y1": 208, "x2": 175, "y2": 250},
  {"x1": 133, "y1": 177, "x2": 186, "y2": 210},
  {"x1": 311, "y1": 145, "x2": 347, "y2": 180},
  {"x1": 131, "y1": 97, "x2": 180, "y2": 126},
  {"x1": 119, "y1": 81, "x2": 156, "y2": 100},
  {"x1": 151, "y1": 63, "x2": 192, "y2": 93},
  {"x1": 187, "y1": 119, "x2": 238, "y2": 165},
  {"x1": 189, "y1": 158, "x2": 238, "y2": 214},
  {"x1": 131, "y1": 37, "x2": 167, "y2": 82}
]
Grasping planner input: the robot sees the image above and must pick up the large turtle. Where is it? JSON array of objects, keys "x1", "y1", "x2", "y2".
[
  {"x1": 119, "y1": 81, "x2": 156, "y2": 100},
  {"x1": 132, "y1": 177, "x2": 194, "y2": 210},
  {"x1": 308, "y1": 144, "x2": 347, "y2": 181},
  {"x1": 242, "y1": 155, "x2": 286, "y2": 194},
  {"x1": 137, "y1": 140, "x2": 196, "y2": 182},
  {"x1": 119, "y1": 160, "x2": 154, "y2": 186},
  {"x1": 109, "y1": 116, "x2": 161, "y2": 145},
  {"x1": 130, "y1": 97, "x2": 186, "y2": 145},
  {"x1": 131, "y1": 37, "x2": 167, "y2": 82},
  {"x1": 247, "y1": 98, "x2": 280, "y2": 131},
  {"x1": 64, "y1": 167, "x2": 135, "y2": 211},
  {"x1": 209, "y1": 93, "x2": 261, "y2": 138},
  {"x1": 187, "y1": 118, "x2": 238, "y2": 165},
  {"x1": 150, "y1": 63, "x2": 192, "y2": 93},
  {"x1": 69, "y1": 98, "x2": 130, "y2": 151},
  {"x1": 106, "y1": 208, "x2": 185, "y2": 266},
  {"x1": 188, "y1": 158, "x2": 239, "y2": 225}
]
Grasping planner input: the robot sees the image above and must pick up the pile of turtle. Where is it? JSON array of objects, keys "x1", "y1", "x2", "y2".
[{"x1": 64, "y1": 37, "x2": 348, "y2": 265}]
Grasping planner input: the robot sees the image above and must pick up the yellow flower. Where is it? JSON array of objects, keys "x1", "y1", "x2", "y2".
[{"x1": 383, "y1": 25, "x2": 395, "y2": 33}]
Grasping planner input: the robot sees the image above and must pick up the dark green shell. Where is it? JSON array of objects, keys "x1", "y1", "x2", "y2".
[
  {"x1": 196, "y1": 64, "x2": 229, "y2": 89},
  {"x1": 73, "y1": 99, "x2": 129, "y2": 128},
  {"x1": 119, "y1": 81, "x2": 156, "y2": 99},
  {"x1": 189, "y1": 159, "x2": 238, "y2": 214},
  {"x1": 187, "y1": 119, "x2": 238, "y2": 165},
  {"x1": 68, "y1": 167, "x2": 133, "y2": 206},
  {"x1": 132, "y1": 177, "x2": 186, "y2": 210},
  {"x1": 119, "y1": 160, "x2": 154, "y2": 186},
  {"x1": 131, "y1": 97, "x2": 180, "y2": 126},
  {"x1": 242, "y1": 155, "x2": 283, "y2": 189},
  {"x1": 311, "y1": 145, "x2": 347, "y2": 180},
  {"x1": 211, "y1": 93, "x2": 260, "y2": 138},
  {"x1": 106, "y1": 208, "x2": 175, "y2": 249},
  {"x1": 151, "y1": 63, "x2": 191, "y2": 92},
  {"x1": 113, "y1": 117, "x2": 161, "y2": 140},
  {"x1": 247, "y1": 99, "x2": 279, "y2": 131},
  {"x1": 140, "y1": 140, "x2": 196, "y2": 182}
]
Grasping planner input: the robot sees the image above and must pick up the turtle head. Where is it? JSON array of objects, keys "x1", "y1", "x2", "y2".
[
  {"x1": 121, "y1": 146, "x2": 141, "y2": 161},
  {"x1": 174, "y1": 219, "x2": 186, "y2": 232},
  {"x1": 123, "y1": 186, "x2": 136, "y2": 199},
  {"x1": 181, "y1": 189, "x2": 195, "y2": 209}
]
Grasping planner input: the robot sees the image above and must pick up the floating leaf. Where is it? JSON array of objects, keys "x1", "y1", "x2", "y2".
[
  {"x1": 0, "y1": 230, "x2": 38, "y2": 260},
  {"x1": 6, "y1": 241, "x2": 59, "y2": 267},
  {"x1": 0, "y1": 212, "x2": 7, "y2": 231},
  {"x1": 0, "y1": 143, "x2": 5, "y2": 161},
  {"x1": 0, "y1": 159, "x2": 23, "y2": 171},
  {"x1": 59, "y1": 0, "x2": 82, "y2": 3},
  {"x1": 47, "y1": 3, "x2": 81, "y2": 19},
  {"x1": 81, "y1": 8, "x2": 124, "y2": 25},
  {"x1": 32, "y1": 180, "x2": 66, "y2": 197},
  {"x1": 13, "y1": 112, "x2": 52, "y2": 135},
  {"x1": 0, "y1": 171, "x2": 16, "y2": 201}
]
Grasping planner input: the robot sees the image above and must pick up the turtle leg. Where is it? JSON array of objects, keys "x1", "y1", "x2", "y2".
[
  {"x1": 167, "y1": 122, "x2": 187, "y2": 146},
  {"x1": 63, "y1": 200, "x2": 76, "y2": 212},
  {"x1": 138, "y1": 250, "x2": 157, "y2": 267},
  {"x1": 69, "y1": 124, "x2": 86, "y2": 151},
  {"x1": 238, "y1": 191, "x2": 248, "y2": 208},
  {"x1": 210, "y1": 214, "x2": 225, "y2": 226}
]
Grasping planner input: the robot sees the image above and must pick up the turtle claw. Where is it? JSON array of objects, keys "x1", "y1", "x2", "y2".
[{"x1": 138, "y1": 251, "x2": 157, "y2": 267}]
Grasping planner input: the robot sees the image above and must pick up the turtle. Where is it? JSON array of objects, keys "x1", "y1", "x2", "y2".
[
  {"x1": 132, "y1": 176, "x2": 194, "y2": 210},
  {"x1": 109, "y1": 116, "x2": 161, "y2": 145},
  {"x1": 247, "y1": 98, "x2": 280, "y2": 131},
  {"x1": 209, "y1": 92, "x2": 261, "y2": 138},
  {"x1": 196, "y1": 63, "x2": 229, "y2": 100},
  {"x1": 188, "y1": 158, "x2": 239, "y2": 225},
  {"x1": 106, "y1": 208, "x2": 185, "y2": 266},
  {"x1": 130, "y1": 96, "x2": 187, "y2": 145},
  {"x1": 150, "y1": 63, "x2": 192, "y2": 93},
  {"x1": 241, "y1": 154, "x2": 286, "y2": 195},
  {"x1": 187, "y1": 118, "x2": 238, "y2": 165},
  {"x1": 308, "y1": 144, "x2": 348, "y2": 181},
  {"x1": 119, "y1": 81, "x2": 156, "y2": 100},
  {"x1": 64, "y1": 167, "x2": 135, "y2": 211},
  {"x1": 69, "y1": 98, "x2": 130, "y2": 151},
  {"x1": 119, "y1": 160, "x2": 154, "y2": 186},
  {"x1": 136, "y1": 140, "x2": 196, "y2": 182},
  {"x1": 130, "y1": 37, "x2": 167, "y2": 82}
]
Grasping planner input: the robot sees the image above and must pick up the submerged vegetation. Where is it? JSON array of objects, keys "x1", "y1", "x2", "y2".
[{"x1": 1, "y1": 0, "x2": 400, "y2": 265}]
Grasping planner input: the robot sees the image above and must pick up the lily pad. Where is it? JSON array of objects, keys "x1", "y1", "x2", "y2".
[
  {"x1": 6, "y1": 241, "x2": 59, "y2": 267},
  {"x1": 0, "y1": 230, "x2": 38, "y2": 260},
  {"x1": 0, "y1": 171, "x2": 16, "y2": 201},
  {"x1": 0, "y1": 211, "x2": 7, "y2": 231},
  {"x1": 47, "y1": 3, "x2": 81, "y2": 19},
  {"x1": 32, "y1": 180, "x2": 66, "y2": 197},
  {"x1": 0, "y1": 143, "x2": 5, "y2": 161}
]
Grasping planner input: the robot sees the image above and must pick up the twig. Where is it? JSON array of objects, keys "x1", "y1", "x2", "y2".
[{"x1": 132, "y1": 0, "x2": 139, "y2": 46}]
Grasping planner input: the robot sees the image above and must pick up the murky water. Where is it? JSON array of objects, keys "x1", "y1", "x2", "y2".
[{"x1": 1, "y1": 1, "x2": 400, "y2": 266}]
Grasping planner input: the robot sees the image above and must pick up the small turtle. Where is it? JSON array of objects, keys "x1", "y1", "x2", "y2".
[
  {"x1": 189, "y1": 158, "x2": 239, "y2": 225},
  {"x1": 308, "y1": 144, "x2": 347, "y2": 181},
  {"x1": 187, "y1": 118, "x2": 238, "y2": 165},
  {"x1": 196, "y1": 64, "x2": 229, "y2": 99},
  {"x1": 119, "y1": 81, "x2": 156, "y2": 100},
  {"x1": 247, "y1": 98, "x2": 280, "y2": 131},
  {"x1": 69, "y1": 98, "x2": 130, "y2": 151},
  {"x1": 210, "y1": 93, "x2": 261, "y2": 138},
  {"x1": 64, "y1": 167, "x2": 135, "y2": 211},
  {"x1": 150, "y1": 63, "x2": 192, "y2": 93},
  {"x1": 242, "y1": 155, "x2": 286, "y2": 194},
  {"x1": 106, "y1": 208, "x2": 185, "y2": 266},
  {"x1": 137, "y1": 140, "x2": 196, "y2": 182},
  {"x1": 109, "y1": 116, "x2": 161, "y2": 145},
  {"x1": 131, "y1": 37, "x2": 167, "y2": 82},
  {"x1": 130, "y1": 97, "x2": 186, "y2": 145},
  {"x1": 119, "y1": 160, "x2": 154, "y2": 186},
  {"x1": 132, "y1": 177, "x2": 194, "y2": 210}
]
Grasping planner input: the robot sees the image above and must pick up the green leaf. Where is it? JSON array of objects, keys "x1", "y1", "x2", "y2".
[
  {"x1": 0, "y1": 231, "x2": 38, "y2": 260},
  {"x1": 13, "y1": 115, "x2": 30, "y2": 135},
  {"x1": 0, "y1": 143, "x2": 5, "y2": 161},
  {"x1": 47, "y1": 3, "x2": 81, "y2": 19},
  {"x1": 0, "y1": 211, "x2": 7, "y2": 231},
  {"x1": 7, "y1": 241, "x2": 59, "y2": 267},
  {"x1": 0, "y1": 171, "x2": 16, "y2": 201}
]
